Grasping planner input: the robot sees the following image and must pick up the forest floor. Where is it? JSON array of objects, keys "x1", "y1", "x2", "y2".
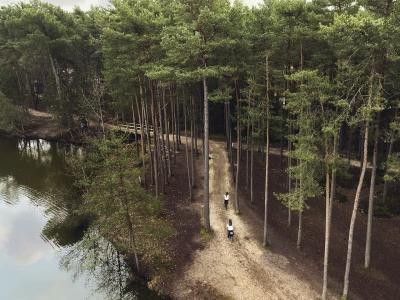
[
  {"x1": 169, "y1": 141, "x2": 321, "y2": 300},
  {"x1": 236, "y1": 150, "x2": 400, "y2": 300}
]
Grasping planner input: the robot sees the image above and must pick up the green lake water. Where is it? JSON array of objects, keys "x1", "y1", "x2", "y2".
[{"x1": 0, "y1": 137, "x2": 106, "y2": 300}]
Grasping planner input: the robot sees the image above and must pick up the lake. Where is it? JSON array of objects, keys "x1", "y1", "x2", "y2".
[{"x1": 0, "y1": 137, "x2": 106, "y2": 300}]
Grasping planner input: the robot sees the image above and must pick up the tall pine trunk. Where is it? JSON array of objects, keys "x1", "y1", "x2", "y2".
[
  {"x1": 190, "y1": 96, "x2": 195, "y2": 188},
  {"x1": 132, "y1": 100, "x2": 139, "y2": 155},
  {"x1": 163, "y1": 89, "x2": 172, "y2": 178},
  {"x1": 184, "y1": 99, "x2": 192, "y2": 201},
  {"x1": 235, "y1": 79, "x2": 241, "y2": 214},
  {"x1": 150, "y1": 83, "x2": 159, "y2": 197},
  {"x1": 203, "y1": 76, "x2": 210, "y2": 230},
  {"x1": 288, "y1": 123, "x2": 292, "y2": 227},
  {"x1": 135, "y1": 95, "x2": 146, "y2": 187},
  {"x1": 322, "y1": 134, "x2": 337, "y2": 300},
  {"x1": 246, "y1": 106, "x2": 250, "y2": 190},
  {"x1": 263, "y1": 53, "x2": 270, "y2": 246},
  {"x1": 365, "y1": 117, "x2": 379, "y2": 268},
  {"x1": 250, "y1": 122, "x2": 254, "y2": 204}
]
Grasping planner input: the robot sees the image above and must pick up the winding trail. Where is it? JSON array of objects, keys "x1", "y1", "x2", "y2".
[{"x1": 172, "y1": 141, "x2": 318, "y2": 299}]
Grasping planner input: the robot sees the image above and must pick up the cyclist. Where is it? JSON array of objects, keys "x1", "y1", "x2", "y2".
[
  {"x1": 227, "y1": 219, "x2": 234, "y2": 240},
  {"x1": 224, "y1": 192, "x2": 230, "y2": 210}
]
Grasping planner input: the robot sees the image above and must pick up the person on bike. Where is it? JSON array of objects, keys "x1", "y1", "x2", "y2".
[
  {"x1": 224, "y1": 192, "x2": 230, "y2": 210},
  {"x1": 227, "y1": 219, "x2": 234, "y2": 239}
]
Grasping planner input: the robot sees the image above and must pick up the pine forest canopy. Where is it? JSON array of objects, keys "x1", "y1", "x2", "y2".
[{"x1": 1, "y1": 0, "x2": 400, "y2": 299}]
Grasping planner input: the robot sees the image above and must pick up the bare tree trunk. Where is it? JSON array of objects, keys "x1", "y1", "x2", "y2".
[
  {"x1": 322, "y1": 134, "x2": 337, "y2": 300},
  {"x1": 203, "y1": 76, "x2": 210, "y2": 230},
  {"x1": 246, "y1": 94, "x2": 251, "y2": 190},
  {"x1": 176, "y1": 85, "x2": 181, "y2": 149},
  {"x1": 158, "y1": 87, "x2": 167, "y2": 188},
  {"x1": 263, "y1": 53, "x2": 271, "y2": 246},
  {"x1": 343, "y1": 72, "x2": 374, "y2": 299},
  {"x1": 288, "y1": 123, "x2": 292, "y2": 227},
  {"x1": 227, "y1": 102, "x2": 233, "y2": 168},
  {"x1": 172, "y1": 88, "x2": 177, "y2": 164},
  {"x1": 365, "y1": 118, "x2": 379, "y2": 268},
  {"x1": 48, "y1": 52, "x2": 62, "y2": 102},
  {"x1": 184, "y1": 99, "x2": 192, "y2": 201},
  {"x1": 234, "y1": 79, "x2": 241, "y2": 214},
  {"x1": 135, "y1": 95, "x2": 146, "y2": 187},
  {"x1": 250, "y1": 122, "x2": 254, "y2": 204},
  {"x1": 297, "y1": 210, "x2": 303, "y2": 249},
  {"x1": 225, "y1": 101, "x2": 229, "y2": 149},
  {"x1": 193, "y1": 97, "x2": 198, "y2": 155},
  {"x1": 132, "y1": 101, "x2": 139, "y2": 155},
  {"x1": 141, "y1": 82, "x2": 153, "y2": 185},
  {"x1": 190, "y1": 96, "x2": 195, "y2": 188},
  {"x1": 150, "y1": 83, "x2": 159, "y2": 197},
  {"x1": 163, "y1": 89, "x2": 172, "y2": 178}
]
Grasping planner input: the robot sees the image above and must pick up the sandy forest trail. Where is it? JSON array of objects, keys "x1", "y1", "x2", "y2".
[{"x1": 172, "y1": 141, "x2": 319, "y2": 300}]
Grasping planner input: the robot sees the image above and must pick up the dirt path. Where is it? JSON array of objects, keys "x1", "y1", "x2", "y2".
[{"x1": 172, "y1": 141, "x2": 319, "y2": 300}]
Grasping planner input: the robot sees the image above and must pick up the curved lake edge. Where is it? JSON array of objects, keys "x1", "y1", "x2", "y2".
[{"x1": 0, "y1": 136, "x2": 174, "y2": 300}]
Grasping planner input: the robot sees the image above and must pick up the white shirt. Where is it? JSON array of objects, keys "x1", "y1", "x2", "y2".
[
  {"x1": 227, "y1": 225, "x2": 234, "y2": 231},
  {"x1": 224, "y1": 194, "x2": 230, "y2": 201}
]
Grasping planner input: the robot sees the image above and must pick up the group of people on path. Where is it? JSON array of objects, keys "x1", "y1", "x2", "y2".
[{"x1": 224, "y1": 192, "x2": 234, "y2": 241}]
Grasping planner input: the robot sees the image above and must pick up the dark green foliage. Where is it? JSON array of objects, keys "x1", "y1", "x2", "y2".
[
  {"x1": 335, "y1": 192, "x2": 348, "y2": 203},
  {"x1": 0, "y1": 92, "x2": 25, "y2": 132},
  {"x1": 69, "y1": 135, "x2": 174, "y2": 283},
  {"x1": 42, "y1": 212, "x2": 94, "y2": 246}
]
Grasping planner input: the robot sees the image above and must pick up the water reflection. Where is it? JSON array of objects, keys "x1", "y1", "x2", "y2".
[
  {"x1": 0, "y1": 137, "x2": 165, "y2": 300},
  {"x1": 0, "y1": 137, "x2": 104, "y2": 300}
]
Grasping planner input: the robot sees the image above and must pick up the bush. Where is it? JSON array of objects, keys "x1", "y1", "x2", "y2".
[
  {"x1": 0, "y1": 92, "x2": 25, "y2": 132},
  {"x1": 373, "y1": 203, "x2": 392, "y2": 218},
  {"x1": 335, "y1": 192, "x2": 348, "y2": 203}
]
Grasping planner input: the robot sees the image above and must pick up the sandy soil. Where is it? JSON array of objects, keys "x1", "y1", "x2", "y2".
[{"x1": 171, "y1": 141, "x2": 319, "y2": 300}]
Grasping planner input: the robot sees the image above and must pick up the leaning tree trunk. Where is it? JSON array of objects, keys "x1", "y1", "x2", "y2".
[
  {"x1": 365, "y1": 118, "x2": 379, "y2": 269},
  {"x1": 343, "y1": 72, "x2": 374, "y2": 299},
  {"x1": 263, "y1": 53, "x2": 271, "y2": 246},
  {"x1": 343, "y1": 120, "x2": 370, "y2": 298},
  {"x1": 203, "y1": 76, "x2": 210, "y2": 230}
]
